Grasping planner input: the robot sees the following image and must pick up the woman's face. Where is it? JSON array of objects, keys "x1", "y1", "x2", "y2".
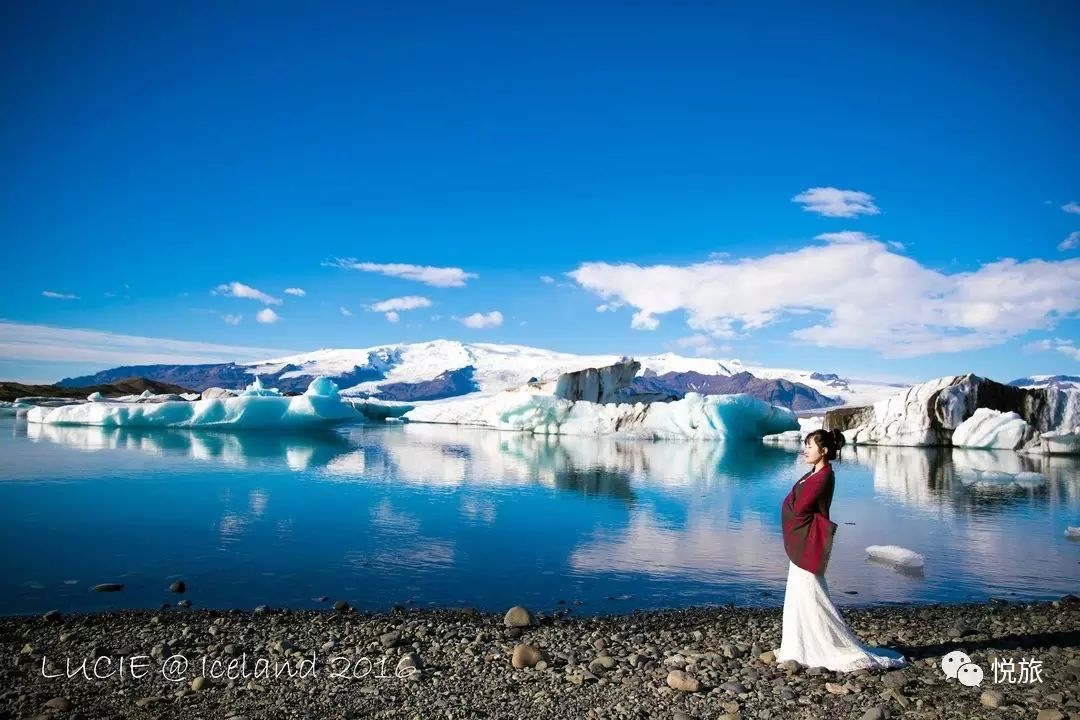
[{"x1": 803, "y1": 437, "x2": 825, "y2": 465}]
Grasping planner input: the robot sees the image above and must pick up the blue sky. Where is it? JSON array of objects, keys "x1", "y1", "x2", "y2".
[{"x1": 1, "y1": 1, "x2": 1078, "y2": 383}]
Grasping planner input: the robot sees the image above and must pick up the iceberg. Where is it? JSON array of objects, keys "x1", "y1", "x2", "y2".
[
  {"x1": 404, "y1": 389, "x2": 798, "y2": 440},
  {"x1": 26, "y1": 376, "x2": 359, "y2": 429},
  {"x1": 1022, "y1": 429, "x2": 1080, "y2": 456},
  {"x1": 829, "y1": 373, "x2": 1080, "y2": 452},
  {"x1": 952, "y1": 408, "x2": 1031, "y2": 450},
  {"x1": 865, "y1": 545, "x2": 924, "y2": 569}
]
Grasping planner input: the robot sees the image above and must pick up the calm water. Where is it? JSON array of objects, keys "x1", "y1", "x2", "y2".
[{"x1": 1, "y1": 417, "x2": 1078, "y2": 616}]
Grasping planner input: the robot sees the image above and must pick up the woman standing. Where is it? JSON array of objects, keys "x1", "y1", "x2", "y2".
[{"x1": 774, "y1": 429, "x2": 908, "y2": 672}]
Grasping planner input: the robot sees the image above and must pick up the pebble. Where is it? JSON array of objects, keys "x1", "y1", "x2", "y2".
[
  {"x1": 1036, "y1": 711, "x2": 1065, "y2": 720},
  {"x1": 43, "y1": 698, "x2": 72, "y2": 711},
  {"x1": 665, "y1": 670, "x2": 702, "y2": 693},
  {"x1": 859, "y1": 706, "x2": 887, "y2": 720},
  {"x1": 979, "y1": 689, "x2": 1004, "y2": 708}
]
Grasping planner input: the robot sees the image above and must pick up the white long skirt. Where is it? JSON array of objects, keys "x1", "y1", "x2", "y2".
[{"x1": 775, "y1": 559, "x2": 908, "y2": 672}]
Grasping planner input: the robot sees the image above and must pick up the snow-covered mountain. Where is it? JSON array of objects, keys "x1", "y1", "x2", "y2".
[
  {"x1": 56, "y1": 339, "x2": 905, "y2": 410},
  {"x1": 1010, "y1": 375, "x2": 1080, "y2": 391}
]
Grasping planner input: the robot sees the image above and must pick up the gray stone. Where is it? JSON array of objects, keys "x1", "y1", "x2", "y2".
[
  {"x1": 979, "y1": 689, "x2": 1004, "y2": 708},
  {"x1": 882, "y1": 670, "x2": 908, "y2": 689},
  {"x1": 859, "y1": 707, "x2": 887, "y2": 720}
]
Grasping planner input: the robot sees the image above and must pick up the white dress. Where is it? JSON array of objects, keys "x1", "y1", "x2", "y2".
[{"x1": 775, "y1": 559, "x2": 909, "y2": 672}]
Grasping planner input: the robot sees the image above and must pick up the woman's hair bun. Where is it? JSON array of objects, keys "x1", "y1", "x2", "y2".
[
  {"x1": 804, "y1": 428, "x2": 846, "y2": 462},
  {"x1": 829, "y1": 428, "x2": 847, "y2": 451}
]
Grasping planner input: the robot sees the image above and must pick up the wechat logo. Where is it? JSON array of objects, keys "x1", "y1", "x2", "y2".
[{"x1": 941, "y1": 650, "x2": 984, "y2": 687}]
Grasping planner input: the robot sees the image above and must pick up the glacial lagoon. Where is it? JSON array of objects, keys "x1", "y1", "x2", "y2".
[{"x1": 1, "y1": 417, "x2": 1077, "y2": 616}]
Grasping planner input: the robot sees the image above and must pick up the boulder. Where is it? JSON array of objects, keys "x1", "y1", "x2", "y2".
[{"x1": 503, "y1": 605, "x2": 533, "y2": 628}]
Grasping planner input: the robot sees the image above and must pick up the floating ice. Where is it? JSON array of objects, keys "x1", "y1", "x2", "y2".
[
  {"x1": 1024, "y1": 429, "x2": 1080, "y2": 456},
  {"x1": 952, "y1": 408, "x2": 1030, "y2": 450},
  {"x1": 26, "y1": 376, "x2": 358, "y2": 429},
  {"x1": 405, "y1": 390, "x2": 797, "y2": 440},
  {"x1": 1067, "y1": 527, "x2": 1080, "y2": 539},
  {"x1": 865, "y1": 545, "x2": 924, "y2": 569},
  {"x1": 239, "y1": 376, "x2": 282, "y2": 397}
]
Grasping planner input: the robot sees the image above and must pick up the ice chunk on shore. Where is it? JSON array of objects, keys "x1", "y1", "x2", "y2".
[
  {"x1": 865, "y1": 545, "x2": 924, "y2": 569},
  {"x1": 26, "y1": 377, "x2": 358, "y2": 429},
  {"x1": 952, "y1": 408, "x2": 1030, "y2": 449},
  {"x1": 405, "y1": 390, "x2": 797, "y2": 440}
]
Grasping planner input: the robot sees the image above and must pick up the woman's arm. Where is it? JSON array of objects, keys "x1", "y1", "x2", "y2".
[{"x1": 792, "y1": 470, "x2": 834, "y2": 515}]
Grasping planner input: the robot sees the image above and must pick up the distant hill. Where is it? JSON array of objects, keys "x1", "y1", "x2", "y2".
[
  {"x1": 0, "y1": 377, "x2": 195, "y2": 402},
  {"x1": 1009, "y1": 374, "x2": 1080, "y2": 391}
]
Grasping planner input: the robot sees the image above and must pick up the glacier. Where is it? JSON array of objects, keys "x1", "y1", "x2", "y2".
[
  {"x1": 26, "y1": 376, "x2": 359, "y2": 429},
  {"x1": 403, "y1": 389, "x2": 798, "y2": 441}
]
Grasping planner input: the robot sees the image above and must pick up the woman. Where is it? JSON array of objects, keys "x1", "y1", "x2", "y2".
[{"x1": 774, "y1": 428, "x2": 908, "y2": 672}]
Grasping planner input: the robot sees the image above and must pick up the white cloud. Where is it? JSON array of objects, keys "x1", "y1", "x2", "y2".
[
  {"x1": 596, "y1": 302, "x2": 623, "y2": 312},
  {"x1": 540, "y1": 275, "x2": 555, "y2": 284},
  {"x1": 326, "y1": 259, "x2": 477, "y2": 287},
  {"x1": 1062, "y1": 202, "x2": 1080, "y2": 215},
  {"x1": 1026, "y1": 337, "x2": 1080, "y2": 362},
  {"x1": 455, "y1": 310, "x2": 503, "y2": 329},
  {"x1": 1059, "y1": 232, "x2": 1080, "y2": 252},
  {"x1": 367, "y1": 295, "x2": 431, "y2": 322},
  {"x1": 0, "y1": 321, "x2": 290, "y2": 366},
  {"x1": 42, "y1": 290, "x2": 79, "y2": 300},
  {"x1": 284, "y1": 287, "x2": 306, "y2": 297},
  {"x1": 214, "y1": 281, "x2": 282, "y2": 306},
  {"x1": 567, "y1": 235, "x2": 1080, "y2": 358},
  {"x1": 222, "y1": 314, "x2": 242, "y2": 326},
  {"x1": 368, "y1": 296, "x2": 432, "y2": 313},
  {"x1": 631, "y1": 311, "x2": 659, "y2": 330},
  {"x1": 340, "y1": 306, "x2": 352, "y2": 317},
  {"x1": 672, "y1": 334, "x2": 724, "y2": 357},
  {"x1": 792, "y1": 187, "x2": 880, "y2": 218},
  {"x1": 256, "y1": 308, "x2": 281, "y2": 324}
]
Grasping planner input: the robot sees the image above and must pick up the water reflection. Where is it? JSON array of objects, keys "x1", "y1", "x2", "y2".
[
  {"x1": 2, "y1": 418, "x2": 1078, "y2": 614},
  {"x1": 24, "y1": 422, "x2": 354, "y2": 470}
]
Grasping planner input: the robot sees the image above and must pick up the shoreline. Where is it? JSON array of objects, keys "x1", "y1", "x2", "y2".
[{"x1": 4, "y1": 595, "x2": 1077, "y2": 720}]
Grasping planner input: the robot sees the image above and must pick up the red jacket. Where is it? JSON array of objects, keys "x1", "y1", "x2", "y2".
[{"x1": 781, "y1": 463, "x2": 837, "y2": 575}]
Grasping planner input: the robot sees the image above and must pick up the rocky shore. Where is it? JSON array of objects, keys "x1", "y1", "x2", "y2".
[{"x1": 2, "y1": 596, "x2": 1078, "y2": 720}]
